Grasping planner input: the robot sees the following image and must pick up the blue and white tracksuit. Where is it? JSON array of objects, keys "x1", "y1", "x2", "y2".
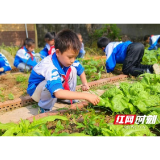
[
  {"x1": 27, "y1": 53, "x2": 84, "y2": 110},
  {"x1": 14, "y1": 46, "x2": 38, "y2": 72},
  {"x1": 148, "y1": 35, "x2": 160, "y2": 50},
  {"x1": 77, "y1": 43, "x2": 85, "y2": 58},
  {"x1": 39, "y1": 43, "x2": 55, "y2": 59},
  {"x1": 0, "y1": 53, "x2": 11, "y2": 75},
  {"x1": 104, "y1": 41, "x2": 132, "y2": 73}
]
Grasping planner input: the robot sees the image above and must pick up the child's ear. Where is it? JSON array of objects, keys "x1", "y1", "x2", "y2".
[{"x1": 55, "y1": 49, "x2": 61, "y2": 57}]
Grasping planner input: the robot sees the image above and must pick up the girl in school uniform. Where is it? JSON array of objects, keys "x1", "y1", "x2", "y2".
[{"x1": 14, "y1": 38, "x2": 39, "y2": 72}]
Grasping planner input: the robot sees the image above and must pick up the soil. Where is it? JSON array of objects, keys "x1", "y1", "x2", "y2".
[
  {"x1": 0, "y1": 69, "x2": 122, "y2": 103},
  {"x1": 0, "y1": 72, "x2": 30, "y2": 102},
  {"x1": 46, "y1": 108, "x2": 115, "y2": 135}
]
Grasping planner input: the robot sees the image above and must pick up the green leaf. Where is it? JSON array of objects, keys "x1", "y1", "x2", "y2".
[
  {"x1": 8, "y1": 93, "x2": 14, "y2": 100},
  {"x1": 122, "y1": 124, "x2": 155, "y2": 136},
  {"x1": 110, "y1": 94, "x2": 129, "y2": 112},
  {"x1": 0, "y1": 122, "x2": 18, "y2": 130},
  {"x1": 101, "y1": 87, "x2": 123, "y2": 98},
  {"x1": 55, "y1": 120, "x2": 64, "y2": 133},
  {"x1": 41, "y1": 124, "x2": 51, "y2": 136},
  {"x1": 2, "y1": 127, "x2": 20, "y2": 136},
  {"x1": 97, "y1": 97, "x2": 106, "y2": 106},
  {"x1": 51, "y1": 132, "x2": 71, "y2": 136},
  {"x1": 17, "y1": 130, "x2": 44, "y2": 136},
  {"x1": 68, "y1": 133, "x2": 89, "y2": 136},
  {"x1": 76, "y1": 123, "x2": 85, "y2": 129},
  {"x1": 30, "y1": 115, "x2": 68, "y2": 128}
]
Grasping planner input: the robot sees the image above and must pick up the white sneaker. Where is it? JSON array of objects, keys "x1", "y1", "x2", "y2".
[{"x1": 153, "y1": 64, "x2": 160, "y2": 74}]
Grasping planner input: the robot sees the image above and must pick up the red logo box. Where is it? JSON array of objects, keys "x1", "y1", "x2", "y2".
[{"x1": 114, "y1": 115, "x2": 136, "y2": 125}]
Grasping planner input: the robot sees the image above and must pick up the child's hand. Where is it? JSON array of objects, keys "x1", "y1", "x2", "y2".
[
  {"x1": 82, "y1": 83, "x2": 90, "y2": 91},
  {"x1": 86, "y1": 94, "x2": 100, "y2": 106},
  {"x1": 0, "y1": 68, "x2": 4, "y2": 72}
]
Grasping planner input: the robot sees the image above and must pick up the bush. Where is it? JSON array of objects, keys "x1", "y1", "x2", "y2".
[{"x1": 87, "y1": 24, "x2": 121, "y2": 48}]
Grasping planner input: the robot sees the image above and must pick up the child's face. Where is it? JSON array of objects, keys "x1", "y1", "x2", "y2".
[
  {"x1": 26, "y1": 44, "x2": 35, "y2": 52},
  {"x1": 56, "y1": 48, "x2": 78, "y2": 67},
  {"x1": 77, "y1": 34, "x2": 83, "y2": 43},
  {"x1": 47, "y1": 39, "x2": 55, "y2": 46},
  {"x1": 145, "y1": 37, "x2": 150, "y2": 44},
  {"x1": 102, "y1": 47, "x2": 105, "y2": 51}
]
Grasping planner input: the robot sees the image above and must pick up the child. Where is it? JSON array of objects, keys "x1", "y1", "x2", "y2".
[
  {"x1": 39, "y1": 32, "x2": 56, "y2": 59},
  {"x1": 14, "y1": 38, "x2": 38, "y2": 72},
  {"x1": 0, "y1": 53, "x2": 11, "y2": 75},
  {"x1": 97, "y1": 37, "x2": 160, "y2": 77},
  {"x1": 144, "y1": 35, "x2": 160, "y2": 50},
  {"x1": 27, "y1": 29, "x2": 100, "y2": 113},
  {"x1": 76, "y1": 33, "x2": 86, "y2": 58}
]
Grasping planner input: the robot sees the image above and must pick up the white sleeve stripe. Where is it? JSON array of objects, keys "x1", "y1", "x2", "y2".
[
  {"x1": 16, "y1": 49, "x2": 31, "y2": 60},
  {"x1": 151, "y1": 35, "x2": 160, "y2": 44},
  {"x1": 53, "y1": 88, "x2": 62, "y2": 93},
  {"x1": 1, "y1": 54, "x2": 11, "y2": 67},
  {"x1": 106, "y1": 42, "x2": 122, "y2": 60}
]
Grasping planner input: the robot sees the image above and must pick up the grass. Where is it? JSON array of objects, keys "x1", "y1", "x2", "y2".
[{"x1": 0, "y1": 43, "x2": 42, "y2": 57}]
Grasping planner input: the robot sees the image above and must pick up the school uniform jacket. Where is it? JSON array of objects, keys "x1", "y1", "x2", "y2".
[
  {"x1": 27, "y1": 53, "x2": 84, "y2": 98},
  {"x1": 14, "y1": 46, "x2": 37, "y2": 68},
  {"x1": 79, "y1": 42, "x2": 85, "y2": 54},
  {"x1": 0, "y1": 53, "x2": 11, "y2": 73},
  {"x1": 148, "y1": 35, "x2": 160, "y2": 50},
  {"x1": 104, "y1": 41, "x2": 132, "y2": 73},
  {"x1": 39, "y1": 43, "x2": 55, "y2": 59}
]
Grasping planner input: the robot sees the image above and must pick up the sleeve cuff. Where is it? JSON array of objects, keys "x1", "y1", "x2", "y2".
[
  {"x1": 46, "y1": 81, "x2": 64, "y2": 98},
  {"x1": 3, "y1": 66, "x2": 11, "y2": 72}
]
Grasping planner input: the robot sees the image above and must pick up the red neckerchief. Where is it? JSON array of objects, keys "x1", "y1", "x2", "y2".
[
  {"x1": 21, "y1": 46, "x2": 34, "y2": 61},
  {"x1": 62, "y1": 67, "x2": 72, "y2": 104},
  {"x1": 48, "y1": 45, "x2": 55, "y2": 55}
]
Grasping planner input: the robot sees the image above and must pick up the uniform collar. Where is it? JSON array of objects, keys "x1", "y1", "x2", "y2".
[
  {"x1": 23, "y1": 46, "x2": 35, "y2": 54},
  {"x1": 51, "y1": 53, "x2": 66, "y2": 75},
  {"x1": 23, "y1": 46, "x2": 29, "y2": 52},
  {"x1": 103, "y1": 48, "x2": 105, "y2": 52},
  {"x1": 45, "y1": 43, "x2": 50, "y2": 50}
]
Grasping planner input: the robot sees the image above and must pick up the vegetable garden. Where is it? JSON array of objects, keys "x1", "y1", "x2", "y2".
[{"x1": 1, "y1": 47, "x2": 160, "y2": 136}]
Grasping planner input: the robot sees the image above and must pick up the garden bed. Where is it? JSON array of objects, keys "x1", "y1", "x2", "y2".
[
  {"x1": 0, "y1": 73, "x2": 30, "y2": 102},
  {"x1": 1, "y1": 73, "x2": 160, "y2": 136},
  {"x1": 0, "y1": 74, "x2": 128, "y2": 113},
  {"x1": 23, "y1": 73, "x2": 160, "y2": 136},
  {"x1": 0, "y1": 55, "x2": 124, "y2": 113}
]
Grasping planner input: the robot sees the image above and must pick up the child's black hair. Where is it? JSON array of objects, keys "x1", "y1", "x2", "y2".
[
  {"x1": 45, "y1": 32, "x2": 56, "y2": 41},
  {"x1": 97, "y1": 37, "x2": 110, "y2": 48},
  {"x1": 144, "y1": 35, "x2": 150, "y2": 41},
  {"x1": 21, "y1": 38, "x2": 35, "y2": 49},
  {"x1": 24, "y1": 38, "x2": 35, "y2": 46},
  {"x1": 158, "y1": 37, "x2": 160, "y2": 43},
  {"x1": 55, "y1": 29, "x2": 81, "y2": 54}
]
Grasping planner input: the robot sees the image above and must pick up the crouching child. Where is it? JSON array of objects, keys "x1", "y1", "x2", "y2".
[
  {"x1": 97, "y1": 37, "x2": 160, "y2": 76},
  {"x1": 14, "y1": 38, "x2": 40, "y2": 72},
  {"x1": 27, "y1": 29, "x2": 100, "y2": 113}
]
